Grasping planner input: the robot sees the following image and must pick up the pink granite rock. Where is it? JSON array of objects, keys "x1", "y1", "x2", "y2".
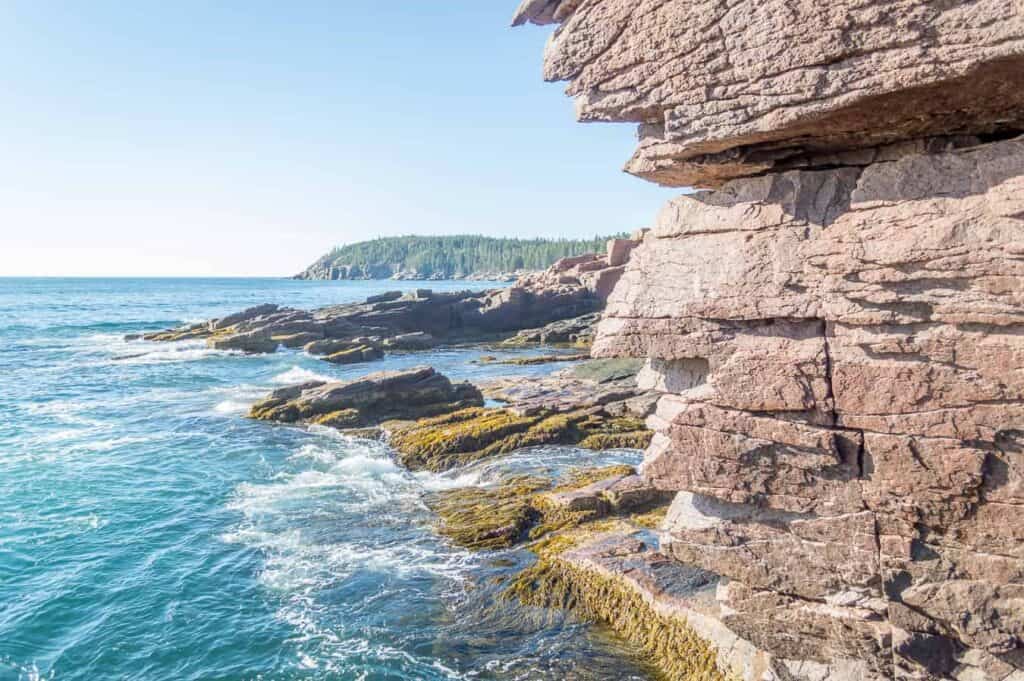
[
  {"x1": 517, "y1": 3, "x2": 1024, "y2": 677},
  {"x1": 516, "y1": 0, "x2": 1024, "y2": 188}
]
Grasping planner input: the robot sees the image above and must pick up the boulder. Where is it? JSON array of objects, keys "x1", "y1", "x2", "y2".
[
  {"x1": 248, "y1": 366, "x2": 483, "y2": 428},
  {"x1": 606, "y1": 238, "x2": 639, "y2": 267},
  {"x1": 383, "y1": 332, "x2": 436, "y2": 350}
]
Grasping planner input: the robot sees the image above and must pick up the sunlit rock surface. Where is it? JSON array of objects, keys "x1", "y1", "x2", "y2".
[{"x1": 517, "y1": 1, "x2": 1024, "y2": 678}]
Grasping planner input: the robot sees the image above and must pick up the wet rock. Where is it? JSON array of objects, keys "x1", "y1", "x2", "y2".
[
  {"x1": 248, "y1": 366, "x2": 482, "y2": 428},
  {"x1": 506, "y1": 529, "x2": 768, "y2": 681},
  {"x1": 427, "y1": 475, "x2": 551, "y2": 550},
  {"x1": 382, "y1": 332, "x2": 436, "y2": 350},
  {"x1": 387, "y1": 407, "x2": 651, "y2": 472},
  {"x1": 428, "y1": 465, "x2": 664, "y2": 551},
  {"x1": 502, "y1": 312, "x2": 601, "y2": 346}
]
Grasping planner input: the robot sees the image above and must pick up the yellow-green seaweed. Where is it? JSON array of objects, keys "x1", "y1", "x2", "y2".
[
  {"x1": 426, "y1": 475, "x2": 551, "y2": 550},
  {"x1": 506, "y1": 524, "x2": 729, "y2": 681},
  {"x1": 388, "y1": 407, "x2": 653, "y2": 472}
]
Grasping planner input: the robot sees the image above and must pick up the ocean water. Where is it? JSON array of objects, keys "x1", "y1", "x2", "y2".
[{"x1": 0, "y1": 278, "x2": 649, "y2": 681}]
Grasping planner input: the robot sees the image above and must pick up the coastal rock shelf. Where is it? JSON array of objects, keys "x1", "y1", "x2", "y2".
[
  {"x1": 138, "y1": 239, "x2": 641, "y2": 356},
  {"x1": 515, "y1": 1, "x2": 1024, "y2": 679},
  {"x1": 247, "y1": 364, "x2": 657, "y2": 471}
]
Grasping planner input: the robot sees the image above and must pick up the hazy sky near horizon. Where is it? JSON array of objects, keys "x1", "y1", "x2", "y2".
[{"x1": 0, "y1": 2, "x2": 676, "y2": 277}]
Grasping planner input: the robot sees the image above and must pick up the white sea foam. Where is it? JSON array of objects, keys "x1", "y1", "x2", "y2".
[
  {"x1": 76, "y1": 435, "x2": 155, "y2": 452},
  {"x1": 213, "y1": 399, "x2": 252, "y2": 414},
  {"x1": 272, "y1": 366, "x2": 332, "y2": 385},
  {"x1": 0, "y1": 658, "x2": 55, "y2": 681},
  {"x1": 415, "y1": 469, "x2": 483, "y2": 491},
  {"x1": 122, "y1": 343, "x2": 242, "y2": 365},
  {"x1": 224, "y1": 437, "x2": 477, "y2": 592}
]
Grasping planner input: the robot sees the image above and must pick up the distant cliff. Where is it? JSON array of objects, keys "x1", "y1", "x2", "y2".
[{"x1": 294, "y1": 235, "x2": 622, "y2": 280}]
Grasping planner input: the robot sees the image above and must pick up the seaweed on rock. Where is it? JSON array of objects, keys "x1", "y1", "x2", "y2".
[
  {"x1": 428, "y1": 465, "x2": 665, "y2": 551},
  {"x1": 505, "y1": 526, "x2": 729, "y2": 681},
  {"x1": 387, "y1": 407, "x2": 653, "y2": 472}
]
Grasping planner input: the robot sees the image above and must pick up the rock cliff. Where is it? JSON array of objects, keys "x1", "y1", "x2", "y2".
[{"x1": 516, "y1": 1, "x2": 1024, "y2": 679}]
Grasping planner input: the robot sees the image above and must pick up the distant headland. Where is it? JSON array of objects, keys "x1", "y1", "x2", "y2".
[{"x1": 292, "y1": 234, "x2": 624, "y2": 281}]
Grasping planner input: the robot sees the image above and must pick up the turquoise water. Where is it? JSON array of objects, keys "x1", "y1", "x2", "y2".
[{"x1": 0, "y1": 278, "x2": 647, "y2": 681}]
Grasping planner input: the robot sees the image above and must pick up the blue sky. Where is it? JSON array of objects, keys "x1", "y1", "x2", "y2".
[{"x1": 0, "y1": 2, "x2": 674, "y2": 276}]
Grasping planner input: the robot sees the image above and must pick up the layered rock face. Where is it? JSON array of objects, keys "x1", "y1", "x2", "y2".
[
  {"x1": 517, "y1": 1, "x2": 1024, "y2": 679},
  {"x1": 515, "y1": 0, "x2": 1024, "y2": 187}
]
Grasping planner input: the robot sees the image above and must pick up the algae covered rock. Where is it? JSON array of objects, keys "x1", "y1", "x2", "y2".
[
  {"x1": 505, "y1": 529, "x2": 747, "y2": 681},
  {"x1": 428, "y1": 465, "x2": 669, "y2": 551},
  {"x1": 387, "y1": 406, "x2": 652, "y2": 472},
  {"x1": 248, "y1": 366, "x2": 482, "y2": 429},
  {"x1": 426, "y1": 475, "x2": 551, "y2": 550}
]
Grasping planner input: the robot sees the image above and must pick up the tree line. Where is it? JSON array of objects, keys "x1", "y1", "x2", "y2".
[{"x1": 300, "y1": 234, "x2": 624, "y2": 279}]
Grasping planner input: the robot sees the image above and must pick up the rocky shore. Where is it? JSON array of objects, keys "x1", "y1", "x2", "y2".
[
  {"x1": 247, "y1": 361, "x2": 657, "y2": 468},
  {"x1": 129, "y1": 2, "x2": 1024, "y2": 677},
  {"x1": 138, "y1": 240, "x2": 639, "y2": 357}
]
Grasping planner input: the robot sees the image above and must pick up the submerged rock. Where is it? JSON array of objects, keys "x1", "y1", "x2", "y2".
[{"x1": 248, "y1": 366, "x2": 482, "y2": 428}]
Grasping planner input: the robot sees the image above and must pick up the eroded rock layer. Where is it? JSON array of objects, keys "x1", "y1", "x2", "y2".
[
  {"x1": 515, "y1": 0, "x2": 1024, "y2": 187},
  {"x1": 517, "y1": 1, "x2": 1024, "y2": 679}
]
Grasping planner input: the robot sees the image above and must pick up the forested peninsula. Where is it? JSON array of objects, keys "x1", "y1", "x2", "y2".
[{"x1": 293, "y1": 235, "x2": 621, "y2": 280}]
